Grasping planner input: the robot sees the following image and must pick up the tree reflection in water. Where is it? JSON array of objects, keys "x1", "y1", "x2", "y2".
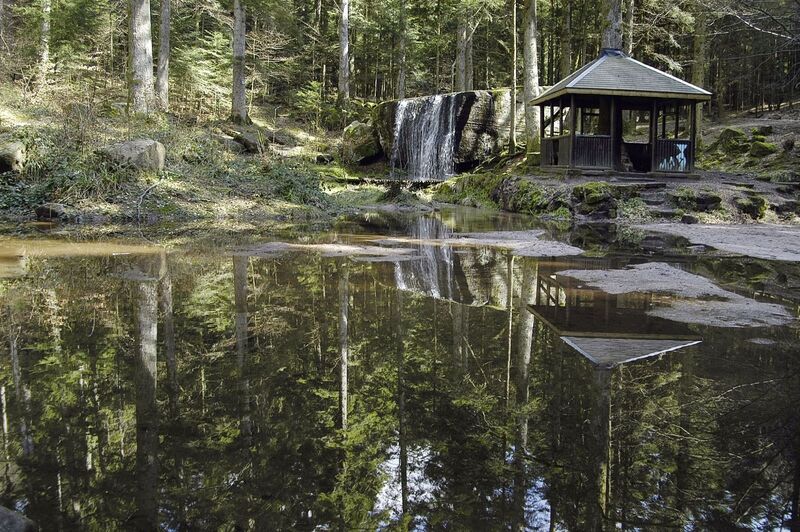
[{"x1": 0, "y1": 213, "x2": 797, "y2": 530}]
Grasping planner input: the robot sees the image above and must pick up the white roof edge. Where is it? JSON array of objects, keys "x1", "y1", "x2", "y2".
[
  {"x1": 626, "y1": 56, "x2": 712, "y2": 95},
  {"x1": 561, "y1": 337, "x2": 703, "y2": 368}
]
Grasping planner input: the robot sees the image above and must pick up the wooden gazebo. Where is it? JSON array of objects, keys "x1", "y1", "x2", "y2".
[{"x1": 532, "y1": 48, "x2": 712, "y2": 174}]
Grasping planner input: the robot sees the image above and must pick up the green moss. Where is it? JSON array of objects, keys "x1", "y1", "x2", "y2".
[
  {"x1": 749, "y1": 141, "x2": 778, "y2": 157},
  {"x1": 734, "y1": 195, "x2": 768, "y2": 219},
  {"x1": 710, "y1": 127, "x2": 749, "y2": 155},
  {"x1": 430, "y1": 172, "x2": 503, "y2": 209},
  {"x1": 572, "y1": 181, "x2": 613, "y2": 204}
]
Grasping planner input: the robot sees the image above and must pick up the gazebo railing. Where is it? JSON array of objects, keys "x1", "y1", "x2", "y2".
[
  {"x1": 653, "y1": 139, "x2": 692, "y2": 173},
  {"x1": 541, "y1": 135, "x2": 572, "y2": 166},
  {"x1": 573, "y1": 135, "x2": 612, "y2": 168}
]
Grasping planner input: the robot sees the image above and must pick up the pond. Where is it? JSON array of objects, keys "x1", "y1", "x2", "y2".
[{"x1": 0, "y1": 208, "x2": 798, "y2": 530}]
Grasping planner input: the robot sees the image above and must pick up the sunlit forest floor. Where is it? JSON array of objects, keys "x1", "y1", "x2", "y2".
[
  {"x1": 1, "y1": 80, "x2": 798, "y2": 226},
  {"x1": 0, "y1": 81, "x2": 424, "y2": 223}
]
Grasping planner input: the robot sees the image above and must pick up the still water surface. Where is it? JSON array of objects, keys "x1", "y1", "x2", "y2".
[{"x1": 0, "y1": 208, "x2": 798, "y2": 530}]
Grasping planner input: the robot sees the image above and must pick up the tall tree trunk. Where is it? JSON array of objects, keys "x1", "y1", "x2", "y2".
[
  {"x1": 338, "y1": 262, "x2": 349, "y2": 430},
  {"x1": 38, "y1": 0, "x2": 51, "y2": 85},
  {"x1": 8, "y1": 323, "x2": 33, "y2": 457},
  {"x1": 231, "y1": 0, "x2": 248, "y2": 123},
  {"x1": 601, "y1": 0, "x2": 623, "y2": 49},
  {"x1": 394, "y1": 289, "x2": 408, "y2": 516},
  {"x1": 130, "y1": 0, "x2": 155, "y2": 114},
  {"x1": 155, "y1": 0, "x2": 170, "y2": 111},
  {"x1": 396, "y1": 0, "x2": 407, "y2": 99},
  {"x1": 691, "y1": 9, "x2": 706, "y2": 138},
  {"x1": 133, "y1": 278, "x2": 159, "y2": 530},
  {"x1": 455, "y1": 21, "x2": 467, "y2": 91},
  {"x1": 523, "y1": 0, "x2": 541, "y2": 151},
  {"x1": 511, "y1": 260, "x2": 536, "y2": 529},
  {"x1": 466, "y1": 25, "x2": 474, "y2": 90},
  {"x1": 159, "y1": 251, "x2": 178, "y2": 416},
  {"x1": 509, "y1": 0, "x2": 518, "y2": 152},
  {"x1": 560, "y1": 0, "x2": 572, "y2": 78},
  {"x1": 624, "y1": 0, "x2": 634, "y2": 55},
  {"x1": 338, "y1": 0, "x2": 350, "y2": 107},
  {"x1": 233, "y1": 255, "x2": 252, "y2": 438}
]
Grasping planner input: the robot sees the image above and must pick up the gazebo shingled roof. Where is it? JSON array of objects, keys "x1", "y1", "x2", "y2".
[{"x1": 532, "y1": 48, "x2": 711, "y2": 105}]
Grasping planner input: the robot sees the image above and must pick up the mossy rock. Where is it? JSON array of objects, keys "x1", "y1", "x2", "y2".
[
  {"x1": 710, "y1": 128, "x2": 749, "y2": 155},
  {"x1": 752, "y1": 125, "x2": 773, "y2": 136},
  {"x1": 749, "y1": 141, "x2": 778, "y2": 157},
  {"x1": 751, "y1": 134, "x2": 767, "y2": 143},
  {"x1": 734, "y1": 195, "x2": 768, "y2": 219},
  {"x1": 669, "y1": 188, "x2": 721, "y2": 212},
  {"x1": 572, "y1": 181, "x2": 614, "y2": 205}
]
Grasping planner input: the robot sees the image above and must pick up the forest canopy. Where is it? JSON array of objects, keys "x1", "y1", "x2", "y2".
[{"x1": 0, "y1": 0, "x2": 797, "y2": 128}]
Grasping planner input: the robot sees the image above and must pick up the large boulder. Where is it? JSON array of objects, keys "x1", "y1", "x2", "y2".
[
  {"x1": 342, "y1": 121, "x2": 382, "y2": 164},
  {"x1": 0, "y1": 506, "x2": 36, "y2": 532},
  {"x1": 100, "y1": 139, "x2": 165, "y2": 171},
  {"x1": 375, "y1": 89, "x2": 524, "y2": 171},
  {"x1": 0, "y1": 140, "x2": 26, "y2": 173}
]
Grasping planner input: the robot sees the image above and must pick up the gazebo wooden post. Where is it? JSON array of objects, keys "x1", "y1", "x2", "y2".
[
  {"x1": 610, "y1": 96, "x2": 619, "y2": 171},
  {"x1": 550, "y1": 104, "x2": 555, "y2": 137},
  {"x1": 539, "y1": 103, "x2": 545, "y2": 142},
  {"x1": 570, "y1": 94, "x2": 577, "y2": 168},
  {"x1": 689, "y1": 102, "x2": 697, "y2": 171},
  {"x1": 674, "y1": 101, "x2": 679, "y2": 139},
  {"x1": 650, "y1": 100, "x2": 658, "y2": 173}
]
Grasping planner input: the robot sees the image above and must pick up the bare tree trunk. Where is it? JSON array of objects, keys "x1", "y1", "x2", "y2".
[
  {"x1": 455, "y1": 21, "x2": 467, "y2": 91},
  {"x1": 523, "y1": 0, "x2": 541, "y2": 151},
  {"x1": 134, "y1": 279, "x2": 158, "y2": 530},
  {"x1": 466, "y1": 25, "x2": 474, "y2": 90},
  {"x1": 8, "y1": 324, "x2": 32, "y2": 457},
  {"x1": 691, "y1": 9, "x2": 706, "y2": 138},
  {"x1": 38, "y1": 0, "x2": 51, "y2": 85},
  {"x1": 624, "y1": 0, "x2": 634, "y2": 55},
  {"x1": 396, "y1": 0, "x2": 407, "y2": 99},
  {"x1": 233, "y1": 255, "x2": 252, "y2": 438},
  {"x1": 511, "y1": 260, "x2": 536, "y2": 530},
  {"x1": 130, "y1": 0, "x2": 155, "y2": 114},
  {"x1": 338, "y1": 0, "x2": 350, "y2": 108},
  {"x1": 155, "y1": 0, "x2": 170, "y2": 111},
  {"x1": 393, "y1": 289, "x2": 408, "y2": 516},
  {"x1": 601, "y1": 0, "x2": 623, "y2": 49},
  {"x1": 338, "y1": 262, "x2": 349, "y2": 430},
  {"x1": 560, "y1": 0, "x2": 572, "y2": 78},
  {"x1": 231, "y1": 0, "x2": 248, "y2": 124},
  {"x1": 159, "y1": 251, "x2": 178, "y2": 416},
  {"x1": 509, "y1": 0, "x2": 518, "y2": 152}
]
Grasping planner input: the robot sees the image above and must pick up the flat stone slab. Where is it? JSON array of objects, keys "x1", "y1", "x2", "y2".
[
  {"x1": 558, "y1": 262, "x2": 795, "y2": 328},
  {"x1": 245, "y1": 242, "x2": 419, "y2": 260},
  {"x1": 372, "y1": 230, "x2": 584, "y2": 258},
  {"x1": 637, "y1": 223, "x2": 800, "y2": 262}
]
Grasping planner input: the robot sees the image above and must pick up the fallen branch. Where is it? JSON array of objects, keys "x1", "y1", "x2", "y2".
[{"x1": 136, "y1": 180, "x2": 161, "y2": 222}]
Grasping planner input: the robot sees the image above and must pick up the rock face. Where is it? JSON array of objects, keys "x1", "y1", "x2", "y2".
[
  {"x1": 0, "y1": 506, "x2": 37, "y2": 532},
  {"x1": 375, "y1": 89, "x2": 523, "y2": 173},
  {"x1": 342, "y1": 121, "x2": 382, "y2": 164},
  {"x1": 100, "y1": 139, "x2": 165, "y2": 171},
  {"x1": 0, "y1": 140, "x2": 26, "y2": 173}
]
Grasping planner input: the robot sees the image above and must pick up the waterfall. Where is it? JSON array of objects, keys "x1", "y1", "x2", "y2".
[
  {"x1": 393, "y1": 216, "x2": 464, "y2": 302},
  {"x1": 390, "y1": 94, "x2": 457, "y2": 181}
]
